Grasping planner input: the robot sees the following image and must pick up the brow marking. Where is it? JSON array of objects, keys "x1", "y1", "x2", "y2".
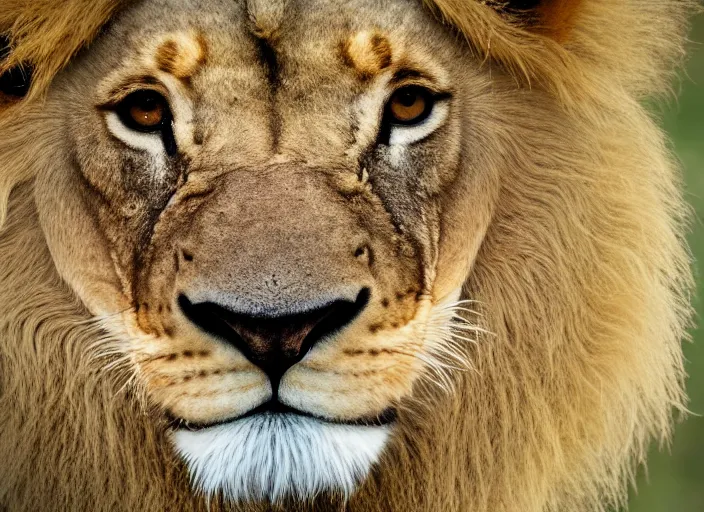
[
  {"x1": 154, "y1": 32, "x2": 208, "y2": 82},
  {"x1": 340, "y1": 31, "x2": 393, "y2": 81}
]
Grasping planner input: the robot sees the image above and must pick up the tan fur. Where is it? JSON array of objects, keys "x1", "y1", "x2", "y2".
[{"x1": 0, "y1": 1, "x2": 698, "y2": 511}]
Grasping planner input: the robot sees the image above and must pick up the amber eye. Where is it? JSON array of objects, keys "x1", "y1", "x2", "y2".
[
  {"x1": 116, "y1": 90, "x2": 170, "y2": 133},
  {"x1": 386, "y1": 86, "x2": 434, "y2": 125}
]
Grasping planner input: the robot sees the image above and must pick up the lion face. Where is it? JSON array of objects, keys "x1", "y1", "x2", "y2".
[{"x1": 33, "y1": 0, "x2": 495, "y2": 501}]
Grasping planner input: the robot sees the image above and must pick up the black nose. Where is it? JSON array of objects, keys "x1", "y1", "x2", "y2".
[{"x1": 178, "y1": 289, "x2": 370, "y2": 389}]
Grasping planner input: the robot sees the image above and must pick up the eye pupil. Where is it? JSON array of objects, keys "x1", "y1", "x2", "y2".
[{"x1": 398, "y1": 92, "x2": 417, "y2": 107}]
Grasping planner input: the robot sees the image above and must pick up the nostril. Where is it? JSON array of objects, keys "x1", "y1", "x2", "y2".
[
  {"x1": 178, "y1": 288, "x2": 370, "y2": 386},
  {"x1": 302, "y1": 288, "x2": 370, "y2": 354},
  {"x1": 181, "y1": 249, "x2": 194, "y2": 262},
  {"x1": 354, "y1": 244, "x2": 373, "y2": 266}
]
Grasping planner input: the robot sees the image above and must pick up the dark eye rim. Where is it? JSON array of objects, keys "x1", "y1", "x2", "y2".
[
  {"x1": 384, "y1": 85, "x2": 437, "y2": 127},
  {"x1": 115, "y1": 89, "x2": 172, "y2": 134}
]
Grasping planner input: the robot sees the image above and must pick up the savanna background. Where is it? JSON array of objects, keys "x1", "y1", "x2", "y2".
[{"x1": 627, "y1": 14, "x2": 704, "y2": 512}]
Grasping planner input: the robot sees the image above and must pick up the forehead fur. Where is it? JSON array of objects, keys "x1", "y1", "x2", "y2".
[{"x1": 246, "y1": 0, "x2": 287, "y2": 40}]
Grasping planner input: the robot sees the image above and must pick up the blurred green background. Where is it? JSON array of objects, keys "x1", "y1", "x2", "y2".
[{"x1": 627, "y1": 15, "x2": 704, "y2": 512}]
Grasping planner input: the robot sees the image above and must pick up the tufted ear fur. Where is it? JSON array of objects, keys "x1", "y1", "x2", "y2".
[
  {"x1": 424, "y1": 0, "x2": 698, "y2": 103},
  {"x1": 0, "y1": 0, "x2": 131, "y2": 103},
  {"x1": 478, "y1": 0, "x2": 582, "y2": 42}
]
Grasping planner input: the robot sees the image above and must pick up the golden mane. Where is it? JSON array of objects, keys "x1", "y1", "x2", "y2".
[
  {"x1": 0, "y1": 1, "x2": 698, "y2": 511},
  {"x1": 0, "y1": 0, "x2": 132, "y2": 101}
]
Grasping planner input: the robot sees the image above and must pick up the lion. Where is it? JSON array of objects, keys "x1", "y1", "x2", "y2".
[{"x1": 0, "y1": 0, "x2": 696, "y2": 510}]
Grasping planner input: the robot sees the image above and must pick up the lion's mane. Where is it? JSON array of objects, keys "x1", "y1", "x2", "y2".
[{"x1": 0, "y1": 1, "x2": 697, "y2": 511}]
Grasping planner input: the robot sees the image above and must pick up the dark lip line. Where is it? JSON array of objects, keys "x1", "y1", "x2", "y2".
[{"x1": 167, "y1": 401, "x2": 398, "y2": 432}]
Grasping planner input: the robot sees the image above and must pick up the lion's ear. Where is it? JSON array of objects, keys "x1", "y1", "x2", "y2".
[
  {"x1": 0, "y1": 0, "x2": 130, "y2": 102},
  {"x1": 425, "y1": 0, "x2": 696, "y2": 102},
  {"x1": 483, "y1": 0, "x2": 580, "y2": 43}
]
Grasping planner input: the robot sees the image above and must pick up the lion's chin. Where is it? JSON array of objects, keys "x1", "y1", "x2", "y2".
[{"x1": 171, "y1": 413, "x2": 391, "y2": 503}]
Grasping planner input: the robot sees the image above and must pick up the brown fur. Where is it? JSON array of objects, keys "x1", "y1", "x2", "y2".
[{"x1": 0, "y1": 0, "x2": 698, "y2": 511}]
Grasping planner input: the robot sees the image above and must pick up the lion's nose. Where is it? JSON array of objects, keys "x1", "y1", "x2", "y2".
[{"x1": 178, "y1": 289, "x2": 370, "y2": 387}]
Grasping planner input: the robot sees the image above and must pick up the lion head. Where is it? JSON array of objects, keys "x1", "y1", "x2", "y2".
[{"x1": 0, "y1": 0, "x2": 696, "y2": 510}]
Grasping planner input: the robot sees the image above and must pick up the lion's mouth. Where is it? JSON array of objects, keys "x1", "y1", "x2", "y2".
[{"x1": 167, "y1": 400, "x2": 398, "y2": 432}]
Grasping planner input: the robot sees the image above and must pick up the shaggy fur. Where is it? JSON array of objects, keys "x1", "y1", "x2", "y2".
[
  {"x1": 0, "y1": 1, "x2": 698, "y2": 511},
  {"x1": 0, "y1": 0, "x2": 133, "y2": 101}
]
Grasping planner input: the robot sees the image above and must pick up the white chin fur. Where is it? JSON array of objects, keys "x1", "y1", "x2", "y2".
[{"x1": 171, "y1": 413, "x2": 390, "y2": 503}]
